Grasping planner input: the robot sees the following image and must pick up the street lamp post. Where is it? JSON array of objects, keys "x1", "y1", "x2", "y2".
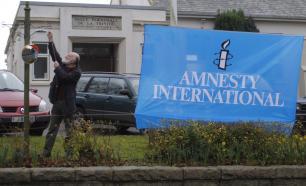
[
  {"x1": 23, "y1": 1, "x2": 31, "y2": 162},
  {"x1": 21, "y1": 2, "x2": 44, "y2": 164}
]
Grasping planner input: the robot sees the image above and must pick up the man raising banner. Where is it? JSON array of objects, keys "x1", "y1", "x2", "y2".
[{"x1": 42, "y1": 32, "x2": 81, "y2": 158}]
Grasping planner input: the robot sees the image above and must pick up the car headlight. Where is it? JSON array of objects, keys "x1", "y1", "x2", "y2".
[
  {"x1": 39, "y1": 100, "x2": 48, "y2": 112},
  {"x1": 297, "y1": 104, "x2": 301, "y2": 110}
]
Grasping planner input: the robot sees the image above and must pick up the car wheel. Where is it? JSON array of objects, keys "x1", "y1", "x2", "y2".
[
  {"x1": 292, "y1": 121, "x2": 306, "y2": 136},
  {"x1": 139, "y1": 128, "x2": 148, "y2": 135},
  {"x1": 117, "y1": 126, "x2": 130, "y2": 134},
  {"x1": 30, "y1": 121, "x2": 48, "y2": 136},
  {"x1": 30, "y1": 128, "x2": 45, "y2": 136}
]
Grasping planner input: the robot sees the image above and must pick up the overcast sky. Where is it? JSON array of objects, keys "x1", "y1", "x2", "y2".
[{"x1": 0, "y1": 0, "x2": 111, "y2": 70}]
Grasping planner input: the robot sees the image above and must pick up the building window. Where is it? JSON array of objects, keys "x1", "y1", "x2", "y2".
[{"x1": 32, "y1": 42, "x2": 49, "y2": 81}]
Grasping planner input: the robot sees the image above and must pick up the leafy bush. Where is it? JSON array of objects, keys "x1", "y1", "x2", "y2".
[
  {"x1": 214, "y1": 9, "x2": 259, "y2": 32},
  {"x1": 146, "y1": 122, "x2": 306, "y2": 166},
  {"x1": 63, "y1": 119, "x2": 119, "y2": 165}
]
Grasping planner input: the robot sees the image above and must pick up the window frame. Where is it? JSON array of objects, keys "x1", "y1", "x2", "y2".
[
  {"x1": 76, "y1": 76, "x2": 92, "y2": 92},
  {"x1": 31, "y1": 42, "x2": 50, "y2": 81},
  {"x1": 86, "y1": 77, "x2": 110, "y2": 94}
]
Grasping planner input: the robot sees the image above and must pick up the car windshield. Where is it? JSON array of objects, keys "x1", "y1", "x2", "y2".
[
  {"x1": 128, "y1": 77, "x2": 139, "y2": 95},
  {"x1": 0, "y1": 72, "x2": 24, "y2": 91}
]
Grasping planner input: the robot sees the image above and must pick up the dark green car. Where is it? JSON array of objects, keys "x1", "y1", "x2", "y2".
[{"x1": 76, "y1": 72, "x2": 139, "y2": 132}]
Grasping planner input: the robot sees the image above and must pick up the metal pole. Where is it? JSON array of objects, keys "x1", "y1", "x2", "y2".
[
  {"x1": 169, "y1": 0, "x2": 177, "y2": 26},
  {"x1": 24, "y1": 1, "x2": 31, "y2": 160}
]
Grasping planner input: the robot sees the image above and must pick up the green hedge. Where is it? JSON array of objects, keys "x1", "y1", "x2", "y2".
[{"x1": 146, "y1": 122, "x2": 306, "y2": 166}]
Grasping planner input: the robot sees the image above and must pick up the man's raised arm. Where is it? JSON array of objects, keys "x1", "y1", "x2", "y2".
[{"x1": 47, "y1": 32, "x2": 62, "y2": 64}]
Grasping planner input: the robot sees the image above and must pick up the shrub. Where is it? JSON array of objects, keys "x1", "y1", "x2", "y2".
[
  {"x1": 64, "y1": 119, "x2": 119, "y2": 165},
  {"x1": 146, "y1": 122, "x2": 306, "y2": 166}
]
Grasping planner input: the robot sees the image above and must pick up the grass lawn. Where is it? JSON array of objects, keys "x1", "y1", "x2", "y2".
[{"x1": 0, "y1": 135, "x2": 149, "y2": 162}]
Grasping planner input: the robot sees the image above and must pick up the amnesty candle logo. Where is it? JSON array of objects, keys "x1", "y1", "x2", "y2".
[{"x1": 213, "y1": 39, "x2": 233, "y2": 70}]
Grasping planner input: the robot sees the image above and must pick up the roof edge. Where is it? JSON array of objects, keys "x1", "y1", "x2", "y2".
[
  {"x1": 176, "y1": 11, "x2": 306, "y2": 22},
  {"x1": 20, "y1": 1, "x2": 166, "y2": 11}
]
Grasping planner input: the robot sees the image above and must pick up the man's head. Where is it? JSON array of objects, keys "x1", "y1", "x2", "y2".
[{"x1": 63, "y1": 52, "x2": 80, "y2": 68}]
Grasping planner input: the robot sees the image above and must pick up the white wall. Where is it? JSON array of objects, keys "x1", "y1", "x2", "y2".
[
  {"x1": 131, "y1": 31, "x2": 143, "y2": 73},
  {"x1": 17, "y1": 5, "x2": 60, "y2": 19},
  {"x1": 111, "y1": 0, "x2": 150, "y2": 6}
]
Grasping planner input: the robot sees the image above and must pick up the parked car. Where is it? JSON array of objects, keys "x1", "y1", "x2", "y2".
[
  {"x1": 76, "y1": 72, "x2": 139, "y2": 132},
  {"x1": 295, "y1": 97, "x2": 306, "y2": 135},
  {"x1": 0, "y1": 70, "x2": 50, "y2": 135}
]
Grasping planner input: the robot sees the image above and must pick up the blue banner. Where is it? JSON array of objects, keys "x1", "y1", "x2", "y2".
[{"x1": 135, "y1": 25, "x2": 304, "y2": 129}]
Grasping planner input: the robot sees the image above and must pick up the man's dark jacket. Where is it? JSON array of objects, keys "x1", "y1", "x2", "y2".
[{"x1": 48, "y1": 42, "x2": 81, "y2": 117}]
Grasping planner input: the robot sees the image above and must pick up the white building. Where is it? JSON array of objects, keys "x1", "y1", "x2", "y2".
[{"x1": 5, "y1": 0, "x2": 306, "y2": 107}]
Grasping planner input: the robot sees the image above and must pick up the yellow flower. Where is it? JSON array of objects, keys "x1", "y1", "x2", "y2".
[{"x1": 222, "y1": 141, "x2": 226, "y2": 146}]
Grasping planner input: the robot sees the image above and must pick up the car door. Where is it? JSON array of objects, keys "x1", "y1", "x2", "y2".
[
  {"x1": 76, "y1": 75, "x2": 92, "y2": 112},
  {"x1": 103, "y1": 77, "x2": 135, "y2": 124},
  {"x1": 82, "y1": 77, "x2": 110, "y2": 121}
]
